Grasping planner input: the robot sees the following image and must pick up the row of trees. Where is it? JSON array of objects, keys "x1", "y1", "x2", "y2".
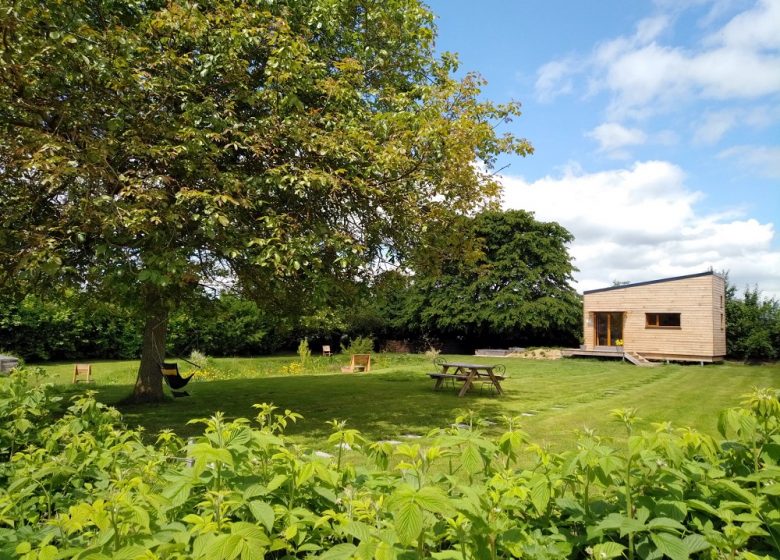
[
  {"x1": 3, "y1": 231, "x2": 779, "y2": 363},
  {"x1": 1, "y1": 210, "x2": 585, "y2": 361}
]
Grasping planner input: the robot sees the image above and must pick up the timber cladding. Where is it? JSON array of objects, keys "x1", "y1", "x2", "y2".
[{"x1": 582, "y1": 272, "x2": 726, "y2": 362}]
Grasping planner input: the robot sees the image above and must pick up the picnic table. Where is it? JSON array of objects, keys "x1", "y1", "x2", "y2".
[{"x1": 428, "y1": 360, "x2": 505, "y2": 397}]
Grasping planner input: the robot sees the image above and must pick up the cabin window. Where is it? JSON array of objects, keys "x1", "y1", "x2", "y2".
[{"x1": 646, "y1": 313, "x2": 681, "y2": 328}]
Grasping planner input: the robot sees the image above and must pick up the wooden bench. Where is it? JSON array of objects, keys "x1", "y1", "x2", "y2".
[
  {"x1": 428, "y1": 372, "x2": 468, "y2": 390},
  {"x1": 341, "y1": 353, "x2": 371, "y2": 373},
  {"x1": 72, "y1": 364, "x2": 92, "y2": 384}
]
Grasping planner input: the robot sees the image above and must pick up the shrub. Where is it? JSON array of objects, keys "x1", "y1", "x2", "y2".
[
  {"x1": 297, "y1": 338, "x2": 311, "y2": 367},
  {"x1": 340, "y1": 335, "x2": 374, "y2": 355},
  {"x1": 1, "y1": 368, "x2": 779, "y2": 559},
  {"x1": 726, "y1": 283, "x2": 780, "y2": 361}
]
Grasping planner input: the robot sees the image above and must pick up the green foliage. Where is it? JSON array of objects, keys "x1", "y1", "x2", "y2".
[
  {"x1": 726, "y1": 282, "x2": 780, "y2": 361},
  {"x1": 2, "y1": 367, "x2": 780, "y2": 558},
  {"x1": 297, "y1": 339, "x2": 311, "y2": 368},
  {"x1": 0, "y1": 0, "x2": 532, "y2": 399},
  {"x1": 340, "y1": 335, "x2": 375, "y2": 355},
  {"x1": 382, "y1": 210, "x2": 582, "y2": 347},
  {"x1": 0, "y1": 294, "x2": 140, "y2": 361},
  {"x1": 167, "y1": 293, "x2": 292, "y2": 357}
]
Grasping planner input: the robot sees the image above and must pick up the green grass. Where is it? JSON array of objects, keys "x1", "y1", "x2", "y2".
[{"x1": 36, "y1": 355, "x2": 780, "y2": 452}]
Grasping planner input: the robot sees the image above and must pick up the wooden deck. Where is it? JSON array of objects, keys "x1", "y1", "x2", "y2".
[{"x1": 561, "y1": 348, "x2": 625, "y2": 359}]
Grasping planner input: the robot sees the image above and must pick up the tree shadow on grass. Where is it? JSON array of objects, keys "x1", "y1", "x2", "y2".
[{"x1": 106, "y1": 371, "x2": 509, "y2": 442}]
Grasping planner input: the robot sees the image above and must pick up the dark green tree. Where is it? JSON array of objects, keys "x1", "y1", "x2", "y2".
[
  {"x1": 0, "y1": 0, "x2": 531, "y2": 400},
  {"x1": 726, "y1": 283, "x2": 780, "y2": 361},
  {"x1": 390, "y1": 210, "x2": 581, "y2": 347}
]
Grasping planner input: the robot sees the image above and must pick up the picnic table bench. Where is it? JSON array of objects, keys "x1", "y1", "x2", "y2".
[{"x1": 428, "y1": 359, "x2": 506, "y2": 397}]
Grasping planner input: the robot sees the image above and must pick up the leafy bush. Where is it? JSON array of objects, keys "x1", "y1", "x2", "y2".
[
  {"x1": 188, "y1": 349, "x2": 210, "y2": 367},
  {"x1": 1, "y1": 368, "x2": 779, "y2": 559},
  {"x1": 726, "y1": 284, "x2": 780, "y2": 361},
  {"x1": 0, "y1": 294, "x2": 140, "y2": 361},
  {"x1": 340, "y1": 335, "x2": 375, "y2": 355},
  {"x1": 297, "y1": 339, "x2": 311, "y2": 367}
]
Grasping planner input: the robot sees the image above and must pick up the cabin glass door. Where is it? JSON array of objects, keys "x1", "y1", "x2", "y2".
[{"x1": 595, "y1": 312, "x2": 624, "y2": 346}]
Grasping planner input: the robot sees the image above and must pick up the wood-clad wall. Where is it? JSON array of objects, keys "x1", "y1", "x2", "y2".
[{"x1": 582, "y1": 274, "x2": 726, "y2": 361}]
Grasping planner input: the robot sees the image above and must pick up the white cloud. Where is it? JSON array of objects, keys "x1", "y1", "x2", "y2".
[
  {"x1": 500, "y1": 161, "x2": 780, "y2": 297},
  {"x1": 694, "y1": 109, "x2": 741, "y2": 143},
  {"x1": 694, "y1": 105, "x2": 780, "y2": 144},
  {"x1": 719, "y1": 145, "x2": 780, "y2": 177},
  {"x1": 535, "y1": 59, "x2": 577, "y2": 102},
  {"x1": 587, "y1": 123, "x2": 648, "y2": 156},
  {"x1": 535, "y1": 1, "x2": 780, "y2": 120},
  {"x1": 708, "y1": 0, "x2": 780, "y2": 49}
]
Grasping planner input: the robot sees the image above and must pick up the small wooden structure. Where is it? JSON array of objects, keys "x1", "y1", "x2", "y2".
[
  {"x1": 341, "y1": 354, "x2": 371, "y2": 373},
  {"x1": 0, "y1": 355, "x2": 19, "y2": 374},
  {"x1": 567, "y1": 271, "x2": 726, "y2": 363},
  {"x1": 322, "y1": 345, "x2": 332, "y2": 357},
  {"x1": 72, "y1": 364, "x2": 93, "y2": 383}
]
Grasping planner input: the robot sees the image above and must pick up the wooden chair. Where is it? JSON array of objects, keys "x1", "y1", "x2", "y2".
[
  {"x1": 340, "y1": 354, "x2": 371, "y2": 373},
  {"x1": 72, "y1": 364, "x2": 92, "y2": 384},
  {"x1": 322, "y1": 345, "x2": 332, "y2": 357}
]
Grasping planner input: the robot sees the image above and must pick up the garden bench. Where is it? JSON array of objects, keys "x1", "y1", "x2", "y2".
[
  {"x1": 341, "y1": 353, "x2": 371, "y2": 373},
  {"x1": 428, "y1": 371, "x2": 469, "y2": 390},
  {"x1": 72, "y1": 364, "x2": 93, "y2": 384}
]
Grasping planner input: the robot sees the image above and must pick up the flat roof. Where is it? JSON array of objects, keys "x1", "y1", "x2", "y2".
[{"x1": 583, "y1": 271, "x2": 720, "y2": 295}]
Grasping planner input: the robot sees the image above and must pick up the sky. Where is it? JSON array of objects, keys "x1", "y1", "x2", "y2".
[{"x1": 427, "y1": 0, "x2": 780, "y2": 298}]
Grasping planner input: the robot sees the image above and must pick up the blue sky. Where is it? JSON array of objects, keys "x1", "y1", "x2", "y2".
[{"x1": 427, "y1": 0, "x2": 780, "y2": 297}]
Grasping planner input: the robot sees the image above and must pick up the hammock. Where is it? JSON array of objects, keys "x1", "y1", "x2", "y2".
[{"x1": 159, "y1": 362, "x2": 194, "y2": 397}]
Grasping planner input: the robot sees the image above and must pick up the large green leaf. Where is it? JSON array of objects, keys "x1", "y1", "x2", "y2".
[
  {"x1": 647, "y1": 517, "x2": 685, "y2": 533},
  {"x1": 248, "y1": 501, "x2": 275, "y2": 533},
  {"x1": 650, "y1": 532, "x2": 689, "y2": 560},
  {"x1": 203, "y1": 534, "x2": 243, "y2": 560},
  {"x1": 415, "y1": 486, "x2": 454, "y2": 515},
  {"x1": 460, "y1": 443, "x2": 484, "y2": 475},
  {"x1": 682, "y1": 534, "x2": 710, "y2": 555},
  {"x1": 319, "y1": 543, "x2": 357, "y2": 560},
  {"x1": 394, "y1": 501, "x2": 423, "y2": 546},
  {"x1": 653, "y1": 501, "x2": 688, "y2": 523},
  {"x1": 529, "y1": 474, "x2": 551, "y2": 514},
  {"x1": 591, "y1": 542, "x2": 626, "y2": 559}
]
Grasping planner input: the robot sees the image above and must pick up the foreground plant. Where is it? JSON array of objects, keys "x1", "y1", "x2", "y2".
[{"x1": 1, "y1": 369, "x2": 778, "y2": 559}]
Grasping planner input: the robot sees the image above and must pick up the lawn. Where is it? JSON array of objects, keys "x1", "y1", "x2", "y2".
[{"x1": 37, "y1": 354, "x2": 780, "y2": 453}]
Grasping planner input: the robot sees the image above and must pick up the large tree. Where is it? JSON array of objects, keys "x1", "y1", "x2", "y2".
[
  {"x1": 0, "y1": 0, "x2": 531, "y2": 400},
  {"x1": 725, "y1": 282, "x2": 780, "y2": 362},
  {"x1": 387, "y1": 210, "x2": 581, "y2": 347}
]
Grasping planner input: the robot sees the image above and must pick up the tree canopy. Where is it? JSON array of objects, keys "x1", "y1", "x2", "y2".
[
  {"x1": 377, "y1": 210, "x2": 582, "y2": 348},
  {"x1": 0, "y1": 0, "x2": 531, "y2": 400},
  {"x1": 725, "y1": 282, "x2": 780, "y2": 362}
]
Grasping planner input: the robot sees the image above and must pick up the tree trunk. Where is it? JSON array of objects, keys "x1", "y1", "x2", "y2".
[{"x1": 131, "y1": 291, "x2": 168, "y2": 403}]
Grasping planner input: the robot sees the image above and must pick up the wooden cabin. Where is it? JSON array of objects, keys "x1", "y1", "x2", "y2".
[{"x1": 579, "y1": 271, "x2": 726, "y2": 363}]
